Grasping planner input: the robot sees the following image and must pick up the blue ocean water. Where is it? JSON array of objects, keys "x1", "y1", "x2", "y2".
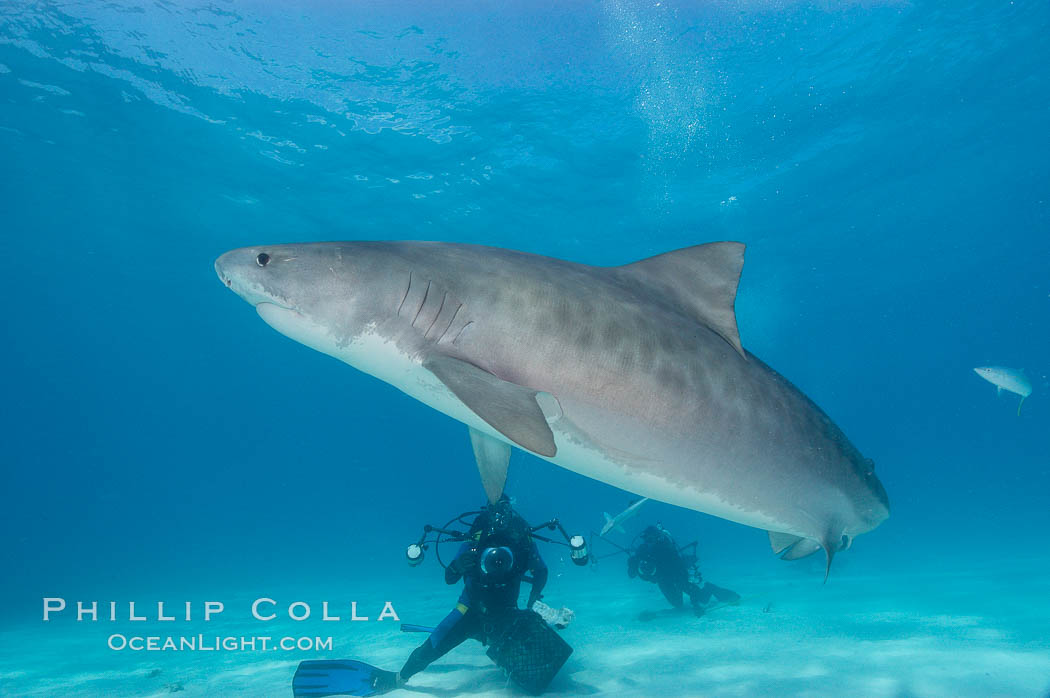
[{"x1": 1, "y1": 1, "x2": 1048, "y2": 696}]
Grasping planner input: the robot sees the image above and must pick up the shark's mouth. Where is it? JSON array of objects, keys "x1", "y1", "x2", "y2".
[
  {"x1": 255, "y1": 302, "x2": 333, "y2": 356},
  {"x1": 256, "y1": 300, "x2": 303, "y2": 323}
]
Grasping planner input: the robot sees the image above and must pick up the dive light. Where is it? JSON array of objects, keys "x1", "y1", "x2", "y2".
[
  {"x1": 569, "y1": 534, "x2": 589, "y2": 566},
  {"x1": 405, "y1": 543, "x2": 425, "y2": 567}
]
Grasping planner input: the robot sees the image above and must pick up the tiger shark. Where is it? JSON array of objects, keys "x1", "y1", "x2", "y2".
[{"x1": 215, "y1": 241, "x2": 889, "y2": 576}]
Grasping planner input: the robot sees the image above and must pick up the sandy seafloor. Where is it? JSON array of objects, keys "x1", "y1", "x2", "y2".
[{"x1": 4, "y1": 556, "x2": 1048, "y2": 698}]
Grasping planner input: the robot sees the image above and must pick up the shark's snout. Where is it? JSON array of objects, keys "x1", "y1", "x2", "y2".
[
  {"x1": 214, "y1": 249, "x2": 241, "y2": 288},
  {"x1": 215, "y1": 248, "x2": 277, "y2": 307},
  {"x1": 215, "y1": 245, "x2": 315, "y2": 322},
  {"x1": 214, "y1": 257, "x2": 233, "y2": 288}
]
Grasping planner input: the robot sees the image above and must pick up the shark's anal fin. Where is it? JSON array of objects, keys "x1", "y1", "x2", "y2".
[
  {"x1": 469, "y1": 427, "x2": 511, "y2": 503},
  {"x1": 424, "y1": 354, "x2": 558, "y2": 457},
  {"x1": 617, "y1": 242, "x2": 746, "y2": 358}
]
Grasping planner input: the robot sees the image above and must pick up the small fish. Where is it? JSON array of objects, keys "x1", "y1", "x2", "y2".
[
  {"x1": 600, "y1": 497, "x2": 649, "y2": 537},
  {"x1": 974, "y1": 366, "x2": 1033, "y2": 415}
]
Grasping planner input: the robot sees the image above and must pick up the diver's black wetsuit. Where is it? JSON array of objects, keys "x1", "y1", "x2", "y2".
[
  {"x1": 627, "y1": 526, "x2": 738, "y2": 612},
  {"x1": 400, "y1": 510, "x2": 548, "y2": 680}
]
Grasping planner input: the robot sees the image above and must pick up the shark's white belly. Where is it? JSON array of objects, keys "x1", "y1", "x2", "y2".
[
  {"x1": 257, "y1": 305, "x2": 509, "y2": 436},
  {"x1": 257, "y1": 304, "x2": 796, "y2": 536},
  {"x1": 545, "y1": 420, "x2": 795, "y2": 535}
]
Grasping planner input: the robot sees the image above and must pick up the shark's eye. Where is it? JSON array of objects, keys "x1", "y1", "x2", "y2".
[{"x1": 256, "y1": 253, "x2": 271, "y2": 267}]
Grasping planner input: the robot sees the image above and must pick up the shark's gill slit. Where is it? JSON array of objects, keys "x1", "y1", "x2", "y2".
[
  {"x1": 438, "y1": 302, "x2": 463, "y2": 343},
  {"x1": 397, "y1": 272, "x2": 412, "y2": 317},
  {"x1": 453, "y1": 320, "x2": 474, "y2": 345},
  {"x1": 412, "y1": 280, "x2": 432, "y2": 327},
  {"x1": 424, "y1": 292, "x2": 448, "y2": 339}
]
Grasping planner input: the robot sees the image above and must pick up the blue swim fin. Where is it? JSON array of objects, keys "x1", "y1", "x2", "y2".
[
  {"x1": 292, "y1": 660, "x2": 398, "y2": 697},
  {"x1": 399, "y1": 623, "x2": 436, "y2": 634}
]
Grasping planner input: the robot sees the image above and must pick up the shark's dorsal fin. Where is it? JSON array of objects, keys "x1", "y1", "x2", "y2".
[
  {"x1": 424, "y1": 354, "x2": 559, "y2": 457},
  {"x1": 617, "y1": 242, "x2": 746, "y2": 357}
]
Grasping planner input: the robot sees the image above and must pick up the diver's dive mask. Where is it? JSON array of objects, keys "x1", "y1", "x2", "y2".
[{"x1": 484, "y1": 497, "x2": 514, "y2": 538}]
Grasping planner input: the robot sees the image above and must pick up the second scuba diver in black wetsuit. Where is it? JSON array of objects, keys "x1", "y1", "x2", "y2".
[
  {"x1": 392, "y1": 495, "x2": 549, "y2": 688},
  {"x1": 628, "y1": 524, "x2": 740, "y2": 616}
]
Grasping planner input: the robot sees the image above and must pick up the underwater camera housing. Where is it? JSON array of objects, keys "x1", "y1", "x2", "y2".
[
  {"x1": 480, "y1": 545, "x2": 516, "y2": 581},
  {"x1": 404, "y1": 505, "x2": 589, "y2": 573}
]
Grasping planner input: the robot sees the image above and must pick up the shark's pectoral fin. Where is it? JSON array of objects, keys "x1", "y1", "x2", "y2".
[
  {"x1": 997, "y1": 386, "x2": 1003, "y2": 396},
  {"x1": 617, "y1": 241, "x2": 746, "y2": 358},
  {"x1": 424, "y1": 354, "x2": 558, "y2": 457},
  {"x1": 469, "y1": 427, "x2": 511, "y2": 503}
]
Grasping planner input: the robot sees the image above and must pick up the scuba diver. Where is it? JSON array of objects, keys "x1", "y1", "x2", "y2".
[
  {"x1": 293, "y1": 495, "x2": 585, "y2": 697},
  {"x1": 397, "y1": 494, "x2": 549, "y2": 686},
  {"x1": 627, "y1": 524, "x2": 740, "y2": 616}
]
